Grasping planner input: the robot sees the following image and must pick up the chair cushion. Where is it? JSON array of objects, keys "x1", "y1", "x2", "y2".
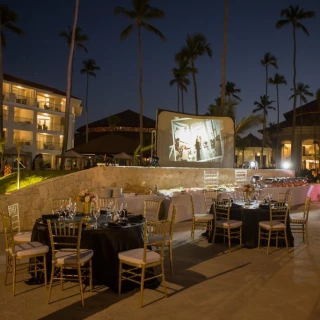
[
  {"x1": 148, "y1": 234, "x2": 170, "y2": 244},
  {"x1": 195, "y1": 214, "x2": 213, "y2": 221},
  {"x1": 10, "y1": 241, "x2": 49, "y2": 257},
  {"x1": 55, "y1": 249, "x2": 93, "y2": 265},
  {"x1": 216, "y1": 220, "x2": 242, "y2": 228},
  {"x1": 14, "y1": 231, "x2": 32, "y2": 243},
  {"x1": 290, "y1": 218, "x2": 306, "y2": 224},
  {"x1": 118, "y1": 248, "x2": 160, "y2": 265},
  {"x1": 259, "y1": 220, "x2": 285, "y2": 229}
]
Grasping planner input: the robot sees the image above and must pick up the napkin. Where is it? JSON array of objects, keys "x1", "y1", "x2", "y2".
[
  {"x1": 42, "y1": 214, "x2": 59, "y2": 220},
  {"x1": 127, "y1": 214, "x2": 144, "y2": 222},
  {"x1": 231, "y1": 203, "x2": 242, "y2": 208}
]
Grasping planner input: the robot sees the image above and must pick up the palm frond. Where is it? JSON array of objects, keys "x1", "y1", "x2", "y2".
[
  {"x1": 141, "y1": 22, "x2": 166, "y2": 41},
  {"x1": 144, "y1": 8, "x2": 165, "y2": 20},
  {"x1": 235, "y1": 114, "x2": 264, "y2": 135},
  {"x1": 120, "y1": 24, "x2": 136, "y2": 40},
  {"x1": 114, "y1": 7, "x2": 136, "y2": 18}
]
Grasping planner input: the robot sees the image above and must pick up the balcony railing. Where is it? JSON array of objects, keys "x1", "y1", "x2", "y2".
[
  {"x1": 37, "y1": 141, "x2": 62, "y2": 151},
  {"x1": 37, "y1": 123, "x2": 64, "y2": 132},
  {"x1": 3, "y1": 111, "x2": 8, "y2": 121},
  {"x1": 14, "y1": 116, "x2": 33, "y2": 124},
  {"x1": 38, "y1": 101, "x2": 63, "y2": 112}
]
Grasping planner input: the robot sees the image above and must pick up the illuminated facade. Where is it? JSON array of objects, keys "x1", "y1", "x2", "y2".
[{"x1": 2, "y1": 74, "x2": 82, "y2": 168}]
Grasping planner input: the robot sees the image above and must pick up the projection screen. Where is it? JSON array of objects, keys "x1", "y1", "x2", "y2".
[{"x1": 156, "y1": 110, "x2": 235, "y2": 168}]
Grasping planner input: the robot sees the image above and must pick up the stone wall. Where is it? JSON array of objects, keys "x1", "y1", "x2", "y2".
[{"x1": 0, "y1": 166, "x2": 294, "y2": 232}]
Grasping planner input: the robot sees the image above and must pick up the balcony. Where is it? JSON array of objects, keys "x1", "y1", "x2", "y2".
[
  {"x1": 37, "y1": 122, "x2": 64, "y2": 132},
  {"x1": 38, "y1": 101, "x2": 64, "y2": 113},
  {"x1": 37, "y1": 141, "x2": 62, "y2": 151},
  {"x1": 14, "y1": 116, "x2": 33, "y2": 125}
]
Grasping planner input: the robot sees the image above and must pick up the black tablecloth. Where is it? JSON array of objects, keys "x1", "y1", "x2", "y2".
[
  {"x1": 209, "y1": 206, "x2": 294, "y2": 248},
  {"x1": 31, "y1": 217, "x2": 145, "y2": 292}
]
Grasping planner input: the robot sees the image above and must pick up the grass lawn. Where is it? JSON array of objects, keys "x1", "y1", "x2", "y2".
[{"x1": 0, "y1": 170, "x2": 74, "y2": 194}]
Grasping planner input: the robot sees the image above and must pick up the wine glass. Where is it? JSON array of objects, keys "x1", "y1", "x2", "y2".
[{"x1": 93, "y1": 207, "x2": 101, "y2": 229}]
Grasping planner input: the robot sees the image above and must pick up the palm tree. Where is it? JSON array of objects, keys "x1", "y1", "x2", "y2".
[
  {"x1": 220, "y1": 0, "x2": 228, "y2": 108},
  {"x1": 253, "y1": 95, "x2": 275, "y2": 167},
  {"x1": 115, "y1": 0, "x2": 166, "y2": 163},
  {"x1": 176, "y1": 33, "x2": 212, "y2": 115},
  {"x1": 80, "y1": 59, "x2": 100, "y2": 143},
  {"x1": 223, "y1": 81, "x2": 242, "y2": 102},
  {"x1": 60, "y1": 0, "x2": 79, "y2": 170},
  {"x1": 276, "y1": 5, "x2": 315, "y2": 169},
  {"x1": 169, "y1": 60, "x2": 194, "y2": 113},
  {"x1": 261, "y1": 52, "x2": 278, "y2": 97},
  {"x1": 206, "y1": 97, "x2": 237, "y2": 119},
  {"x1": 59, "y1": 26, "x2": 89, "y2": 52},
  {"x1": 0, "y1": 5, "x2": 23, "y2": 140},
  {"x1": 108, "y1": 115, "x2": 120, "y2": 134},
  {"x1": 269, "y1": 73, "x2": 287, "y2": 168}
]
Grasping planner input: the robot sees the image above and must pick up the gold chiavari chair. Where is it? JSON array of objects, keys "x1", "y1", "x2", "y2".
[
  {"x1": 2, "y1": 213, "x2": 48, "y2": 296},
  {"x1": 258, "y1": 201, "x2": 289, "y2": 255},
  {"x1": 290, "y1": 197, "x2": 311, "y2": 246},
  {"x1": 143, "y1": 199, "x2": 163, "y2": 233},
  {"x1": 118, "y1": 219, "x2": 169, "y2": 308},
  {"x1": 213, "y1": 199, "x2": 242, "y2": 252},
  {"x1": 203, "y1": 190, "x2": 218, "y2": 214},
  {"x1": 190, "y1": 195, "x2": 214, "y2": 240},
  {"x1": 47, "y1": 220, "x2": 93, "y2": 306},
  {"x1": 50, "y1": 198, "x2": 71, "y2": 213},
  {"x1": 148, "y1": 205, "x2": 177, "y2": 274},
  {"x1": 98, "y1": 197, "x2": 117, "y2": 211},
  {"x1": 8, "y1": 203, "x2": 32, "y2": 243}
]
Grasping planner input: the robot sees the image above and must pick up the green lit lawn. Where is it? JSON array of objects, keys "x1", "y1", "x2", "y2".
[{"x1": 0, "y1": 170, "x2": 74, "y2": 194}]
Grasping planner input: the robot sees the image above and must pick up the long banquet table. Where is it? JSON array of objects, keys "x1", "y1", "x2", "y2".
[{"x1": 31, "y1": 216, "x2": 148, "y2": 292}]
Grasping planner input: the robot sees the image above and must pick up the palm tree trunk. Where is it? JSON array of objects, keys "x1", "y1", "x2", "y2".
[
  {"x1": 261, "y1": 112, "x2": 266, "y2": 168},
  {"x1": 181, "y1": 87, "x2": 185, "y2": 113},
  {"x1": 291, "y1": 26, "x2": 297, "y2": 170},
  {"x1": 60, "y1": 0, "x2": 79, "y2": 170},
  {"x1": 177, "y1": 83, "x2": 180, "y2": 112},
  {"x1": 276, "y1": 84, "x2": 280, "y2": 168},
  {"x1": 191, "y1": 60, "x2": 199, "y2": 115},
  {"x1": 138, "y1": 25, "x2": 144, "y2": 164},
  {"x1": 85, "y1": 73, "x2": 89, "y2": 143},
  {"x1": 0, "y1": 22, "x2": 4, "y2": 174},
  {"x1": 300, "y1": 96, "x2": 303, "y2": 167},
  {"x1": 220, "y1": 0, "x2": 228, "y2": 109}
]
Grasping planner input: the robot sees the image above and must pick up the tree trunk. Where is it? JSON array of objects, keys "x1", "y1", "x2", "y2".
[
  {"x1": 276, "y1": 84, "x2": 280, "y2": 168},
  {"x1": 261, "y1": 112, "x2": 266, "y2": 168},
  {"x1": 85, "y1": 73, "x2": 89, "y2": 143},
  {"x1": 0, "y1": 21, "x2": 3, "y2": 139},
  {"x1": 300, "y1": 96, "x2": 303, "y2": 167},
  {"x1": 177, "y1": 83, "x2": 180, "y2": 112},
  {"x1": 181, "y1": 87, "x2": 184, "y2": 113},
  {"x1": 60, "y1": 0, "x2": 79, "y2": 170},
  {"x1": 291, "y1": 26, "x2": 297, "y2": 170},
  {"x1": 138, "y1": 25, "x2": 144, "y2": 164},
  {"x1": 191, "y1": 60, "x2": 199, "y2": 115},
  {"x1": 220, "y1": 0, "x2": 228, "y2": 110}
]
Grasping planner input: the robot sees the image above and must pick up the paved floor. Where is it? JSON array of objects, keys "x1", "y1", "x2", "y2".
[{"x1": 1, "y1": 203, "x2": 320, "y2": 320}]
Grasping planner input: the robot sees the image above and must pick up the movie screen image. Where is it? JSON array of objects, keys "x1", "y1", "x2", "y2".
[{"x1": 156, "y1": 110, "x2": 234, "y2": 168}]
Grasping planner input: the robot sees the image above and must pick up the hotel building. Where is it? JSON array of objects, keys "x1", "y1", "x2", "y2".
[{"x1": 2, "y1": 74, "x2": 82, "y2": 169}]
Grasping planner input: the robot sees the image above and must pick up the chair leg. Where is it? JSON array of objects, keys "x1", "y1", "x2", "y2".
[
  {"x1": 239, "y1": 226, "x2": 242, "y2": 247},
  {"x1": 258, "y1": 227, "x2": 261, "y2": 249},
  {"x1": 305, "y1": 224, "x2": 309, "y2": 247},
  {"x1": 4, "y1": 254, "x2": 9, "y2": 286},
  {"x1": 140, "y1": 266, "x2": 145, "y2": 308},
  {"x1": 77, "y1": 265, "x2": 84, "y2": 306},
  {"x1": 118, "y1": 261, "x2": 122, "y2": 295},
  {"x1": 228, "y1": 228, "x2": 231, "y2": 253},
  {"x1": 191, "y1": 220, "x2": 195, "y2": 240},
  {"x1": 47, "y1": 264, "x2": 55, "y2": 304},
  {"x1": 213, "y1": 225, "x2": 217, "y2": 243},
  {"x1": 60, "y1": 267, "x2": 64, "y2": 291},
  {"x1": 161, "y1": 259, "x2": 167, "y2": 298},
  {"x1": 43, "y1": 254, "x2": 47, "y2": 288},
  {"x1": 267, "y1": 230, "x2": 272, "y2": 255},
  {"x1": 12, "y1": 258, "x2": 16, "y2": 296},
  {"x1": 284, "y1": 229, "x2": 289, "y2": 253},
  {"x1": 89, "y1": 260, "x2": 93, "y2": 292},
  {"x1": 169, "y1": 242, "x2": 174, "y2": 275},
  {"x1": 302, "y1": 224, "x2": 305, "y2": 243}
]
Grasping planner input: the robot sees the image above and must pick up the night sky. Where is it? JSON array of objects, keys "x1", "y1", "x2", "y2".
[{"x1": 3, "y1": 0, "x2": 320, "y2": 136}]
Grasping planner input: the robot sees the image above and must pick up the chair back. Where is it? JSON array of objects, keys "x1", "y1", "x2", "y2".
[
  {"x1": 8, "y1": 203, "x2": 21, "y2": 233},
  {"x1": 213, "y1": 199, "x2": 231, "y2": 223},
  {"x1": 269, "y1": 201, "x2": 289, "y2": 226},
  {"x1": 144, "y1": 219, "x2": 169, "y2": 262},
  {"x1": 51, "y1": 198, "x2": 71, "y2": 213},
  {"x1": 47, "y1": 220, "x2": 82, "y2": 262},
  {"x1": 277, "y1": 192, "x2": 293, "y2": 204},
  {"x1": 303, "y1": 197, "x2": 311, "y2": 221},
  {"x1": 203, "y1": 190, "x2": 218, "y2": 213},
  {"x1": 2, "y1": 214, "x2": 15, "y2": 255},
  {"x1": 143, "y1": 200, "x2": 162, "y2": 222},
  {"x1": 98, "y1": 197, "x2": 117, "y2": 211}
]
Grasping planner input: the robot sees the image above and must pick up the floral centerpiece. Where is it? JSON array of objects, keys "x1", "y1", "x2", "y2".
[
  {"x1": 242, "y1": 184, "x2": 255, "y2": 204},
  {"x1": 77, "y1": 189, "x2": 97, "y2": 216}
]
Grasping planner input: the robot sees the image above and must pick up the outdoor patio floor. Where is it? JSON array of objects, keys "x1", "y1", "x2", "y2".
[{"x1": 0, "y1": 202, "x2": 320, "y2": 320}]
